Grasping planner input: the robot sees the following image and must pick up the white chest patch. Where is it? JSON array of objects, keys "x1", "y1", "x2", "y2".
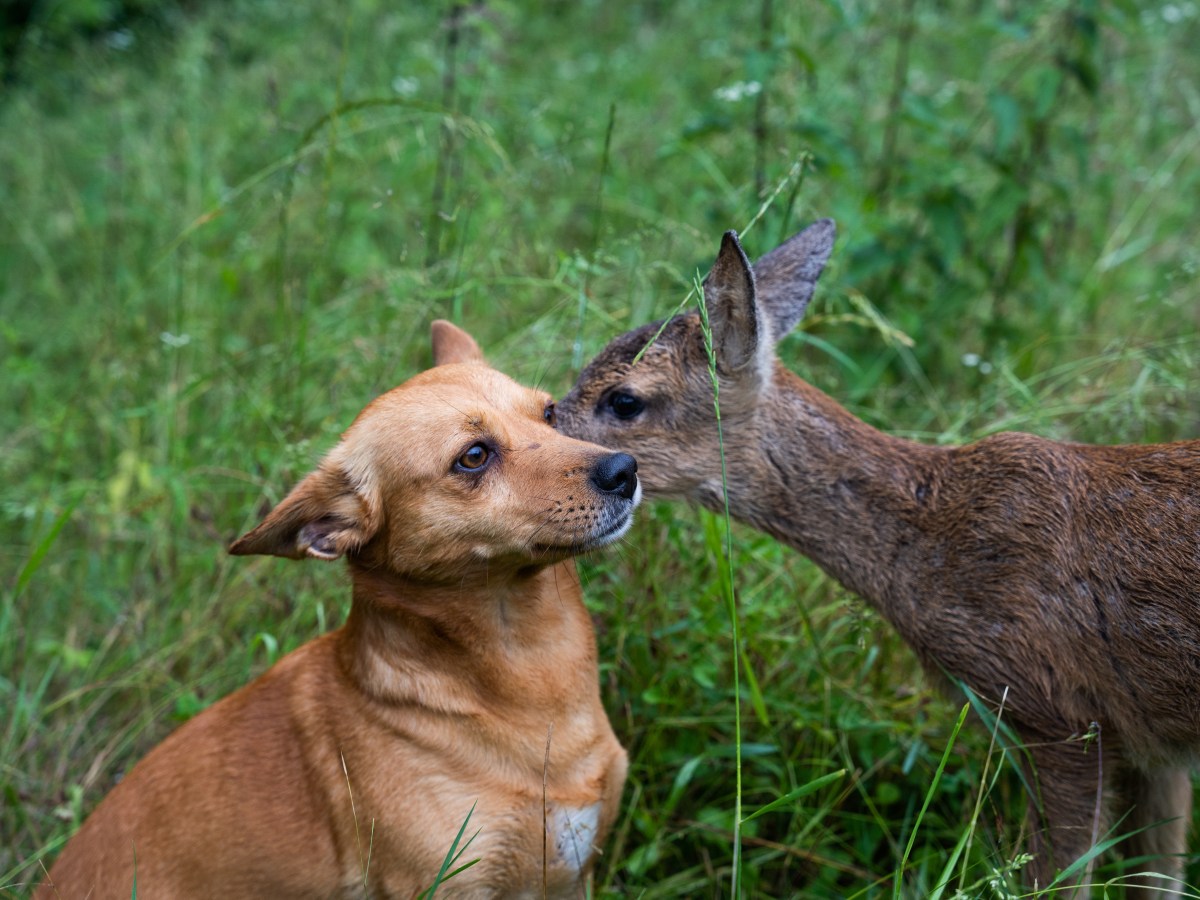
[{"x1": 550, "y1": 802, "x2": 602, "y2": 874}]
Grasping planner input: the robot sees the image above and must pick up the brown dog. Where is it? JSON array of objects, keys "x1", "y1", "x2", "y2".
[
  {"x1": 37, "y1": 321, "x2": 637, "y2": 899},
  {"x1": 557, "y1": 223, "x2": 1200, "y2": 895}
]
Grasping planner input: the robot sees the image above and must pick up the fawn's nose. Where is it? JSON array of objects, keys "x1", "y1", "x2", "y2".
[{"x1": 590, "y1": 452, "x2": 638, "y2": 500}]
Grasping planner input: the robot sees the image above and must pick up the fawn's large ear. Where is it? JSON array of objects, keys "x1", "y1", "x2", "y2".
[
  {"x1": 229, "y1": 455, "x2": 380, "y2": 561},
  {"x1": 431, "y1": 319, "x2": 485, "y2": 366},
  {"x1": 751, "y1": 218, "x2": 836, "y2": 339},
  {"x1": 703, "y1": 230, "x2": 764, "y2": 376}
]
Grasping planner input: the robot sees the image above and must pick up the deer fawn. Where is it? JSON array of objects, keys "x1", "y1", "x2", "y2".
[{"x1": 556, "y1": 220, "x2": 1200, "y2": 895}]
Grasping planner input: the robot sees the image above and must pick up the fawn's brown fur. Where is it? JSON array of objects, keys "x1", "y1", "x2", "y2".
[
  {"x1": 37, "y1": 322, "x2": 637, "y2": 900},
  {"x1": 557, "y1": 221, "x2": 1200, "y2": 895}
]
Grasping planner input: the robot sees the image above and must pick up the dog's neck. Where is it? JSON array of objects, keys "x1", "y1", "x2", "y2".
[{"x1": 336, "y1": 560, "x2": 598, "y2": 719}]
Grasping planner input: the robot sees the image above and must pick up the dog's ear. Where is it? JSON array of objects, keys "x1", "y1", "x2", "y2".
[
  {"x1": 431, "y1": 320, "x2": 485, "y2": 366},
  {"x1": 703, "y1": 230, "x2": 765, "y2": 376},
  {"x1": 230, "y1": 458, "x2": 380, "y2": 561}
]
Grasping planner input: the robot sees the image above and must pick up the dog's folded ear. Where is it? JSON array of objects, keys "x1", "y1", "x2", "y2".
[
  {"x1": 230, "y1": 459, "x2": 380, "y2": 561},
  {"x1": 431, "y1": 319, "x2": 485, "y2": 366}
]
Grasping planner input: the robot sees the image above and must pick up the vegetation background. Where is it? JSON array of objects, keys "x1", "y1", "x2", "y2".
[{"x1": 3, "y1": 0, "x2": 1199, "y2": 895}]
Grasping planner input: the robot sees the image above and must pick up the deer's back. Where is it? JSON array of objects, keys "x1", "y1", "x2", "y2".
[{"x1": 900, "y1": 432, "x2": 1200, "y2": 758}]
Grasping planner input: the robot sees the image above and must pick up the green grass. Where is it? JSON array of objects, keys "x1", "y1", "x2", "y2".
[{"x1": 3, "y1": 0, "x2": 1200, "y2": 896}]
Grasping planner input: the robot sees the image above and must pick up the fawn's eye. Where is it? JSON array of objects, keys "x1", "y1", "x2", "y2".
[
  {"x1": 543, "y1": 401, "x2": 556, "y2": 426},
  {"x1": 607, "y1": 392, "x2": 645, "y2": 420},
  {"x1": 455, "y1": 443, "x2": 490, "y2": 472}
]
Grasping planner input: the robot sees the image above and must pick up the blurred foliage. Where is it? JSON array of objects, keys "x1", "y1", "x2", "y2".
[
  {"x1": 2, "y1": 0, "x2": 1198, "y2": 896},
  {"x1": 1, "y1": 0, "x2": 205, "y2": 82}
]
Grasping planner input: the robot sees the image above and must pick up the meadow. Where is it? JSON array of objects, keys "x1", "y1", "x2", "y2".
[{"x1": 3, "y1": 0, "x2": 1200, "y2": 896}]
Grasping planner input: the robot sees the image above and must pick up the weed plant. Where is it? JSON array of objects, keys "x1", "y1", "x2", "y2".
[{"x1": 2, "y1": 1, "x2": 1199, "y2": 897}]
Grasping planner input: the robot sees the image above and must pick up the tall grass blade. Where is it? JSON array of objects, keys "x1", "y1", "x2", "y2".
[
  {"x1": 926, "y1": 826, "x2": 971, "y2": 900},
  {"x1": 13, "y1": 495, "x2": 81, "y2": 601},
  {"x1": 420, "y1": 800, "x2": 481, "y2": 899},
  {"x1": 696, "y1": 272, "x2": 743, "y2": 899},
  {"x1": 893, "y1": 702, "x2": 969, "y2": 899},
  {"x1": 740, "y1": 770, "x2": 846, "y2": 824},
  {"x1": 737, "y1": 647, "x2": 770, "y2": 728},
  {"x1": 341, "y1": 753, "x2": 374, "y2": 891},
  {"x1": 573, "y1": 101, "x2": 618, "y2": 372},
  {"x1": 956, "y1": 686, "x2": 1010, "y2": 891}
]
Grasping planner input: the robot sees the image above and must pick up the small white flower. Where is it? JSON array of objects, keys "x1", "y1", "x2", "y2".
[
  {"x1": 160, "y1": 332, "x2": 191, "y2": 348},
  {"x1": 391, "y1": 76, "x2": 419, "y2": 97},
  {"x1": 714, "y1": 81, "x2": 762, "y2": 102},
  {"x1": 106, "y1": 30, "x2": 134, "y2": 51},
  {"x1": 961, "y1": 352, "x2": 980, "y2": 368},
  {"x1": 933, "y1": 81, "x2": 958, "y2": 106}
]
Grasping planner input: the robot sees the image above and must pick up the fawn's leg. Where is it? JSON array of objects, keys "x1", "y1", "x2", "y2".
[
  {"x1": 1114, "y1": 764, "x2": 1190, "y2": 899},
  {"x1": 1023, "y1": 737, "x2": 1107, "y2": 896}
]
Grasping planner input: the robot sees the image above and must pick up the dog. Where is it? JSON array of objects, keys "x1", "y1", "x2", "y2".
[
  {"x1": 556, "y1": 222, "x2": 1200, "y2": 895},
  {"x1": 36, "y1": 320, "x2": 638, "y2": 899}
]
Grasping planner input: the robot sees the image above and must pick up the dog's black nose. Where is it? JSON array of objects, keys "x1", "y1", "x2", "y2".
[{"x1": 591, "y1": 452, "x2": 638, "y2": 500}]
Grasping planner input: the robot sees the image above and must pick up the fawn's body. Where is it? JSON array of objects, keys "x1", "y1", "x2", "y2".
[
  {"x1": 557, "y1": 221, "x2": 1199, "y2": 895},
  {"x1": 38, "y1": 322, "x2": 637, "y2": 900}
]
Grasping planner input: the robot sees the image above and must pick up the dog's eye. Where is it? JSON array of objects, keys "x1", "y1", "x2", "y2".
[
  {"x1": 607, "y1": 392, "x2": 645, "y2": 420},
  {"x1": 455, "y1": 443, "x2": 490, "y2": 471},
  {"x1": 543, "y1": 402, "x2": 556, "y2": 426}
]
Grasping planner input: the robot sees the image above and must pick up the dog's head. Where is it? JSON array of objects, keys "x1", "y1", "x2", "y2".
[{"x1": 231, "y1": 322, "x2": 640, "y2": 581}]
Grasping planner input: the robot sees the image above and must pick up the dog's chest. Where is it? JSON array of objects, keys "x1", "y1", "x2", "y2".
[
  {"x1": 421, "y1": 801, "x2": 604, "y2": 898},
  {"x1": 548, "y1": 801, "x2": 603, "y2": 874}
]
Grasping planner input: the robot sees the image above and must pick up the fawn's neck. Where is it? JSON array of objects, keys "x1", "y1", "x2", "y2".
[{"x1": 714, "y1": 364, "x2": 946, "y2": 607}]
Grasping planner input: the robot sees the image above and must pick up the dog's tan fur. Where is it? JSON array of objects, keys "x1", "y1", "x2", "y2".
[
  {"x1": 37, "y1": 322, "x2": 636, "y2": 899},
  {"x1": 557, "y1": 223, "x2": 1200, "y2": 895}
]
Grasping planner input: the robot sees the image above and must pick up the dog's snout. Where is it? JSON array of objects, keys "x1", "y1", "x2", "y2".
[{"x1": 591, "y1": 452, "x2": 638, "y2": 500}]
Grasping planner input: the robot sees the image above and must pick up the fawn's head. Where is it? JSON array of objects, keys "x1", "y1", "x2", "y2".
[
  {"x1": 231, "y1": 321, "x2": 640, "y2": 582},
  {"x1": 556, "y1": 219, "x2": 835, "y2": 499}
]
